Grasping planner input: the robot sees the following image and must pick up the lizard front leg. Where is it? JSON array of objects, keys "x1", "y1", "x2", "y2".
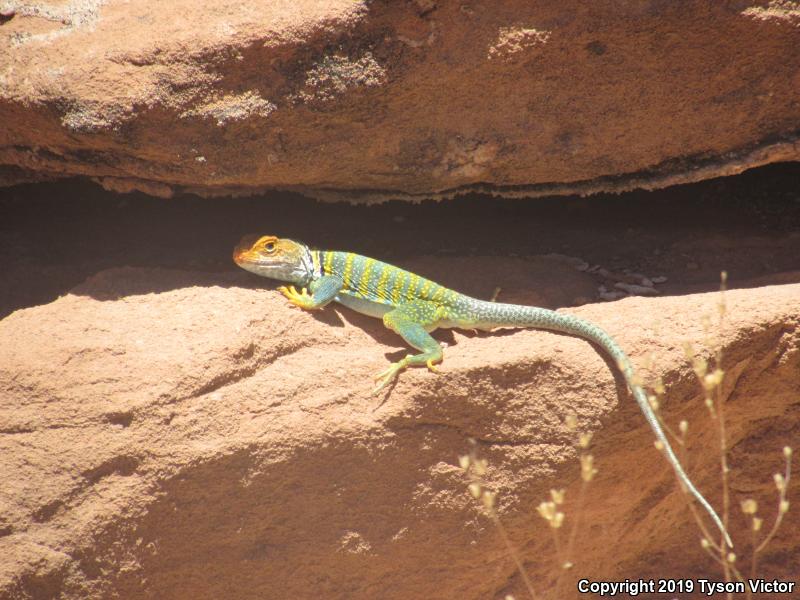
[
  {"x1": 374, "y1": 301, "x2": 444, "y2": 392},
  {"x1": 279, "y1": 275, "x2": 343, "y2": 310}
]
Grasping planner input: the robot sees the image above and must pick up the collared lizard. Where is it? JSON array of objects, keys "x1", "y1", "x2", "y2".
[{"x1": 233, "y1": 234, "x2": 732, "y2": 547}]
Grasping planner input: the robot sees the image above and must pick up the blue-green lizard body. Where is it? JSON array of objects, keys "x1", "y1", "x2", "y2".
[{"x1": 233, "y1": 234, "x2": 732, "y2": 547}]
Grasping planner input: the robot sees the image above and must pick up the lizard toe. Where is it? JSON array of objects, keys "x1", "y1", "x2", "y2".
[{"x1": 426, "y1": 359, "x2": 441, "y2": 373}]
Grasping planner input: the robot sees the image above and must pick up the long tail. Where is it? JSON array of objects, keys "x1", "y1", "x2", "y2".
[{"x1": 476, "y1": 300, "x2": 733, "y2": 547}]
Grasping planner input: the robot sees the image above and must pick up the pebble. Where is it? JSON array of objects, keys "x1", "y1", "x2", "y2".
[{"x1": 614, "y1": 282, "x2": 660, "y2": 295}]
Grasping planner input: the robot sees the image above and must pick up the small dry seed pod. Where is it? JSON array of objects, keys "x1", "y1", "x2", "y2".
[
  {"x1": 536, "y1": 501, "x2": 556, "y2": 521},
  {"x1": 458, "y1": 455, "x2": 470, "y2": 471},
  {"x1": 468, "y1": 483, "x2": 482, "y2": 499},
  {"x1": 580, "y1": 454, "x2": 598, "y2": 482},
  {"x1": 740, "y1": 499, "x2": 758, "y2": 515}
]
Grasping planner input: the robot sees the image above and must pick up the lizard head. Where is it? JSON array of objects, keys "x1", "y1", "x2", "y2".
[{"x1": 233, "y1": 235, "x2": 315, "y2": 285}]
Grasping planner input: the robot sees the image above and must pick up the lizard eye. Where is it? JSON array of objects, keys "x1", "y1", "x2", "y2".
[{"x1": 263, "y1": 241, "x2": 276, "y2": 253}]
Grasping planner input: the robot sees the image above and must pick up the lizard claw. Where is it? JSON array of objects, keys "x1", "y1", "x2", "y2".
[{"x1": 278, "y1": 285, "x2": 315, "y2": 309}]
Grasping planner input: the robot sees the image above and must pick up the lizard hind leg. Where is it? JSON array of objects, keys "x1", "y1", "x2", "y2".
[{"x1": 373, "y1": 301, "x2": 444, "y2": 393}]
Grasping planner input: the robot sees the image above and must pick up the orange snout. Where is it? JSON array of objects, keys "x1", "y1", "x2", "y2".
[{"x1": 232, "y1": 234, "x2": 260, "y2": 265}]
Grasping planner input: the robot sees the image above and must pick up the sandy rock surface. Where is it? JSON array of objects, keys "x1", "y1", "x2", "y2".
[
  {"x1": 1, "y1": 1, "x2": 799, "y2": 200},
  {"x1": 1, "y1": 266, "x2": 798, "y2": 599}
]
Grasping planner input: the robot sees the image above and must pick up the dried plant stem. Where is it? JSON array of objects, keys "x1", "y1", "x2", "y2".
[
  {"x1": 553, "y1": 479, "x2": 588, "y2": 600},
  {"x1": 550, "y1": 527, "x2": 563, "y2": 568},
  {"x1": 716, "y1": 383, "x2": 733, "y2": 597},
  {"x1": 712, "y1": 275, "x2": 734, "y2": 600},
  {"x1": 460, "y1": 448, "x2": 540, "y2": 600},
  {"x1": 699, "y1": 541, "x2": 728, "y2": 568},
  {"x1": 749, "y1": 525, "x2": 758, "y2": 600},
  {"x1": 488, "y1": 510, "x2": 539, "y2": 600},
  {"x1": 654, "y1": 397, "x2": 726, "y2": 554},
  {"x1": 685, "y1": 487, "x2": 722, "y2": 553},
  {"x1": 563, "y1": 480, "x2": 588, "y2": 564},
  {"x1": 656, "y1": 414, "x2": 684, "y2": 446},
  {"x1": 677, "y1": 433, "x2": 722, "y2": 553},
  {"x1": 550, "y1": 526, "x2": 565, "y2": 599},
  {"x1": 727, "y1": 562, "x2": 748, "y2": 594},
  {"x1": 754, "y1": 457, "x2": 791, "y2": 554}
]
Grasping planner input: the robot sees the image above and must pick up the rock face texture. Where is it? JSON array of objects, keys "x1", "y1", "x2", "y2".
[
  {"x1": 1, "y1": 266, "x2": 798, "y2": 599},
  {"x1": 1, "y1": 1, "x2": 799, "y2": 200}
]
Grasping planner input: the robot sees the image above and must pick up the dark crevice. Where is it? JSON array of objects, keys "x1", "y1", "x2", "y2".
[
  {"x1": 104, "y1": 411, "x2": 134, "y2": 428},
  {"x1": 81, "y1": 455, "x2": 140, "y2": 484}
]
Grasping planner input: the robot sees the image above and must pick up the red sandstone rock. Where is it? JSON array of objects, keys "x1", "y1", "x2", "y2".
[
  {"x1": 1, "y1": 1, "x2": 799, "y2": 200},
  {"x1": 0, "y1": 265, "x2": 797, "y2": 599}
]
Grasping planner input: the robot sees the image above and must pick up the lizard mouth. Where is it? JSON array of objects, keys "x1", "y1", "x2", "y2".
[{"x1": 232, "y1": 246, "x2": 250, "y2": 265}]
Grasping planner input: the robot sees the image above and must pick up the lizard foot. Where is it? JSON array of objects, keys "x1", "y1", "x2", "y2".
[
  {"x1": 372, "y1": 356, "x2": 442, "y2": 393},
  {"x1": 278, "y1": 285, "x2": 316, "y2": 309},
  {"x1": 372, "y1": 356, "x2": 411, "y2": 394}
]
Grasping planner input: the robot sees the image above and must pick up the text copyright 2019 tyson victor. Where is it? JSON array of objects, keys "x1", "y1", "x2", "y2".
[{"x1": 577, "y1": 578, "x2": 795, "y2": 596}]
